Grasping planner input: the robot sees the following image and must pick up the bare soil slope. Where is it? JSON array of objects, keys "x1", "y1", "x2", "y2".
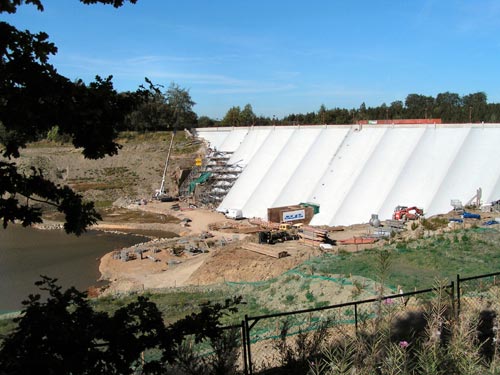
[{"x1": 14, "y1": 131, "x2": 201, "y2": 206}]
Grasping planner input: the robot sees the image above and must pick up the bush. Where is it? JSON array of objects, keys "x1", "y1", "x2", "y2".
[
  {"x1": 306, "y1": 290, "x2": 315, "y2": 302},
  {"x1": 0, "y1": 277, "x2": 242, "y2": 375},
  {"x1": 421, "y1": 217, "x2": 448, "y2": 231},
  {"x1": 46, "y1": 125, "x2": 72, "y2": 143},
  {"x1": 308, "y1": 282, "x2": 497, "y2": 375}
]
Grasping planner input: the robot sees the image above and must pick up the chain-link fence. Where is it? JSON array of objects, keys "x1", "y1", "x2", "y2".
[
  {"x1": 241, "y1": 284, "x2": 456, "y2": 374},
  {"x1": 132, "y1": 271, "x2": 500, "y2": 374},
  {"x1": 457, "y1": 272, "x2": 500, "y2": 321}
]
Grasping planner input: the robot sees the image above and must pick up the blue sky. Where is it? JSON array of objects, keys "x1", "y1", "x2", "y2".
[{"x1": 2, "y1": 0, "x2": 500, "y2": 118}]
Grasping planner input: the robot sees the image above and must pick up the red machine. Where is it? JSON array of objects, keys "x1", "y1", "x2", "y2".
[{"x1": 392, "y1": 206, "x2": 423, "y2": 221}]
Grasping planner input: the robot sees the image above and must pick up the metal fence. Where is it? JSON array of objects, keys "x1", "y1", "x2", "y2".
[
  {"x1": 232, "y1": 271, "x2": 500, "y2": 374},
  {"x1": 457, "y1": 271, "x2": 500, "y2": 319}
]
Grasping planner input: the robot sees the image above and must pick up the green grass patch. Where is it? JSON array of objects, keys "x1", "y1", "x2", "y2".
[
  {"x1": 312, "y1": 228, "x2": 500, "y2": 291},
  {"x1": 0, "y1": 316, "x2": 18, "y2": 341}
]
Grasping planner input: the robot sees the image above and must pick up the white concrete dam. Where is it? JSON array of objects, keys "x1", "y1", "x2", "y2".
[{"x1": 194, "y1": 124, "x2": 500, "y2": 226}]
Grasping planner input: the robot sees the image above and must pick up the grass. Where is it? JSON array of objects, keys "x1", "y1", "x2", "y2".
[
  {"x1": 0, "y1": 316, "x2": 18, "y2": 340},
  {"x1": 314, "y1": 228, "x2": 500, "y2": 291},
  {"x1": 93, "y1": 288, "x2": 235, "y2": 325}
]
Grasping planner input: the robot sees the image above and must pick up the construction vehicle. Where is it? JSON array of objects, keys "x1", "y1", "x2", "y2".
[
  {"x1": 279, "y1": 223, "x2": 291, "y2": 231},
  {"x1": 154, "y1": 131, "x2": 178, "y2": 201},
  {"x1": 258, "y1": 231, "x2": 299, "y2": 245},
  {"x1": 392, "y1": 206, "x2": 423, "y2": 221}
]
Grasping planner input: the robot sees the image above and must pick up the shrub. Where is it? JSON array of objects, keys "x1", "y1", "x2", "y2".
[
  {"x1": 306, "y1": 290, "x2": 315, "y2": 302},
  {"x1": 421, "y1": 217, "x2": 448, "y2": 231},
  {"x1": 46, "y1": 125, "x2": 72, "y2": 143}
]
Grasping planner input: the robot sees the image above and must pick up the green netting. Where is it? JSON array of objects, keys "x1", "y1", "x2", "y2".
[
  {"x1": 188, "y1": 172, "x2": 211, "y2": 194},
  {"x1": 224, "y1": 259, "x2": 384, "y2": 295}
]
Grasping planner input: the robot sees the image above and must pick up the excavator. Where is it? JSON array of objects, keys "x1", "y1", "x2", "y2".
[{"x1": 392, "y1": 206, "x2": 424, "y2": 221}]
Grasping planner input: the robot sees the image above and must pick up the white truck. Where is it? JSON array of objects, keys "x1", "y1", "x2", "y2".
[{"x1": 225, "y1": 208, "x2": 243, "y2": 220}]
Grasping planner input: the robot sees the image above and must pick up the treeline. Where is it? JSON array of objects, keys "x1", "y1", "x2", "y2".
[
  {"x1": 210, "y1": 92, "x2": 500, "y2": 127},
  {"x1": 119, "y1": 90, "x2": 500, "y2": 132}
]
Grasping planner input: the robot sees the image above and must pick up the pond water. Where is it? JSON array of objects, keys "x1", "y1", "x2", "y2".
[{"x1": 0, "y1": 225, "x2": 147, "y2": 313}]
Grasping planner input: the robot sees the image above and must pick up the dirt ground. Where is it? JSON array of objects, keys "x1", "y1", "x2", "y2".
[{"x1": 94, "y1": 199, "x2": 389, "y2": 295}]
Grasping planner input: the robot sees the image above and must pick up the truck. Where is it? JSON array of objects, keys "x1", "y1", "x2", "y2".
[
  {"x1": 392, "y1": 206, "x2": 424, "y2": 221},
  {"x1": 225, "y1": 208, "x2": 244, "y2": 220}
]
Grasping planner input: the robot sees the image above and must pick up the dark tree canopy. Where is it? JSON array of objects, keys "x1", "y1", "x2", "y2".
[
  {"x1": 0, "y1": 0, "x2": 137, "y2": 14},
  {"x1": 0, "y1": 277, "x2": 241, "y2": 374},
  {"x1": 0, "y1": 0, "x2": 144, "y2": 234}
]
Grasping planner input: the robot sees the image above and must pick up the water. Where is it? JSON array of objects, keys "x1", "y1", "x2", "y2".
[{"x1": 0, "y1": 225, "x2": 147, "y2": 313}]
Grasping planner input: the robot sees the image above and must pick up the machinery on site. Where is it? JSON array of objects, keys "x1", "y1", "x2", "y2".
[
  {"x1": 258, "y1": 230, "x2": 299, "y2": 245},
  {"x1": 392, "y1": 206, "x2": 424, "y2": 221},
  {"x1": 154, "y1": 131, "x2": 178, "y2": 202}
]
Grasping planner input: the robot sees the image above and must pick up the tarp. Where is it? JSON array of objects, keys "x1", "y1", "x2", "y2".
[{"x1": 188, "y1": 172, "x2": 212, "y2": 194}]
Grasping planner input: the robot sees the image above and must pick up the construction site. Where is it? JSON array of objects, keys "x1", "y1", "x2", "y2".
[
  {"x1": 191, "y1": 123, "x2": 500, "y2": 225},
  {"x1": 93, "y1": 123, "x2": 500, "y2": 298}
]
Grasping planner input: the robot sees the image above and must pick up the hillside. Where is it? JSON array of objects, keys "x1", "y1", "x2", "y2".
[{"x1": 13, "y1": 131, "x2": 202, "y2": 210}]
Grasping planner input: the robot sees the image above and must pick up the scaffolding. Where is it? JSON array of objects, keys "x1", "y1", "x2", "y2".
[{"x1": 179, "y1": 150, "x2": 242, "y2": 207}]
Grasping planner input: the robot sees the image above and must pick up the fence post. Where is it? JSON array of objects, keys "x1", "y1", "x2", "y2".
[
  {"x1": 244, "y1": 315, "x2": 253, "y2": 375},
  {"x1": 456, "y1": 274, "x2": 461, "y2": 318},
  {"x1": 449, "y1": 281, "x2": 455, "y2": 319},
  {"x1": 354, "y1": 303, "x2": 358, "y2": 335},
  {"x1": 242, "y1": 320, "x2": 248, "y2": 375}
]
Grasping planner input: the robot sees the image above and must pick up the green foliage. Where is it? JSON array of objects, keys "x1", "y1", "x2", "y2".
[
  {"x1": 0, "y1": 0, "x2": 148, "y2": 235},
  {"x1": 46, "y1": 125, "x2": 71, "y2": 143},
  {"x1": 314, "y1": 301, "x2": 329, "y2": 309},
  {"x1": 307, "y1": 282, "x2": 497, "y2": 375},
  {"x1": 351, "y1": 280, "x2": 364, "y2": 300},
  {"x1": 211, "y1": 91, "x2": 499, "y2": 126},
  {"x1": 0, "y1": 162, "x2": 102, "y2": 234},
  {"x1": 0, "y1": 277, "x2": 241, "y2": 374},
  {"x1": 221, "y1": 106, "x2": 241, "y2": 126},
  {"x1": 312, "y1": 229, "x2": 500, "y2": 291},
  {"x1": 124, "y1": 81, "x2": 197, "y2": 132},
  {"x1": 420, "y1": 217, "x2": 448, "y2": 231},
  {"x1": 306, "y1": 290, "x2": 315, "y2": 302}
]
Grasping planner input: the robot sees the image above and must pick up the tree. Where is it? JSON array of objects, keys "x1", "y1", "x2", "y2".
[
  {"x1": 318, "y1": 104, "x2": 327, "y2": 124},
  {"x1": 239, "y1": 104, "x2": 255, "y2": 126},
  {"x1": 0, "y1": 0, "x2": 145, "y2": 235},
  {"x1": 404, "y1": 94, "x2": 434, "y2": 119},
  {"x1": 463, "y1": 92, "x2": 488, "y2": 122},
  {"x1": 221, "y1": 106, "x2": 241, "y2": 126},
  {"x1": 123, "y1": 81, "x2": 197, "y2": 131},
  {"x1": 124, "y1": 88, "x2": 171, "y2": 132},
  {"x1": 166, "y1": 82, "x2": 197, "y2": 129},
  {"x1": 0, "y1": 277, "x2": 241, "y2": 374},
  {"x1": 197, "y1": 115, "x2": 216, "y2": 127},
  {"x1": 389, "y1": 100, "x2": 404, "y2": 119},
  {"x1": 434, "y1": 92, "x2": 462, "y2": 123},
  {"x1": 358, "y1": 102, "x2": 367, "y2": 121}
]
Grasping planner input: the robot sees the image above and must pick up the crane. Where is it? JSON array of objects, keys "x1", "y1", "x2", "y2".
[{"x1": 155, "y1": 131, "x2": 176, "y2": 199}]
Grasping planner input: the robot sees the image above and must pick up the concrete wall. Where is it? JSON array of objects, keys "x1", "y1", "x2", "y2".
[{"x1": 195, "y1": 124, "x2": 500, "y2": 226}]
